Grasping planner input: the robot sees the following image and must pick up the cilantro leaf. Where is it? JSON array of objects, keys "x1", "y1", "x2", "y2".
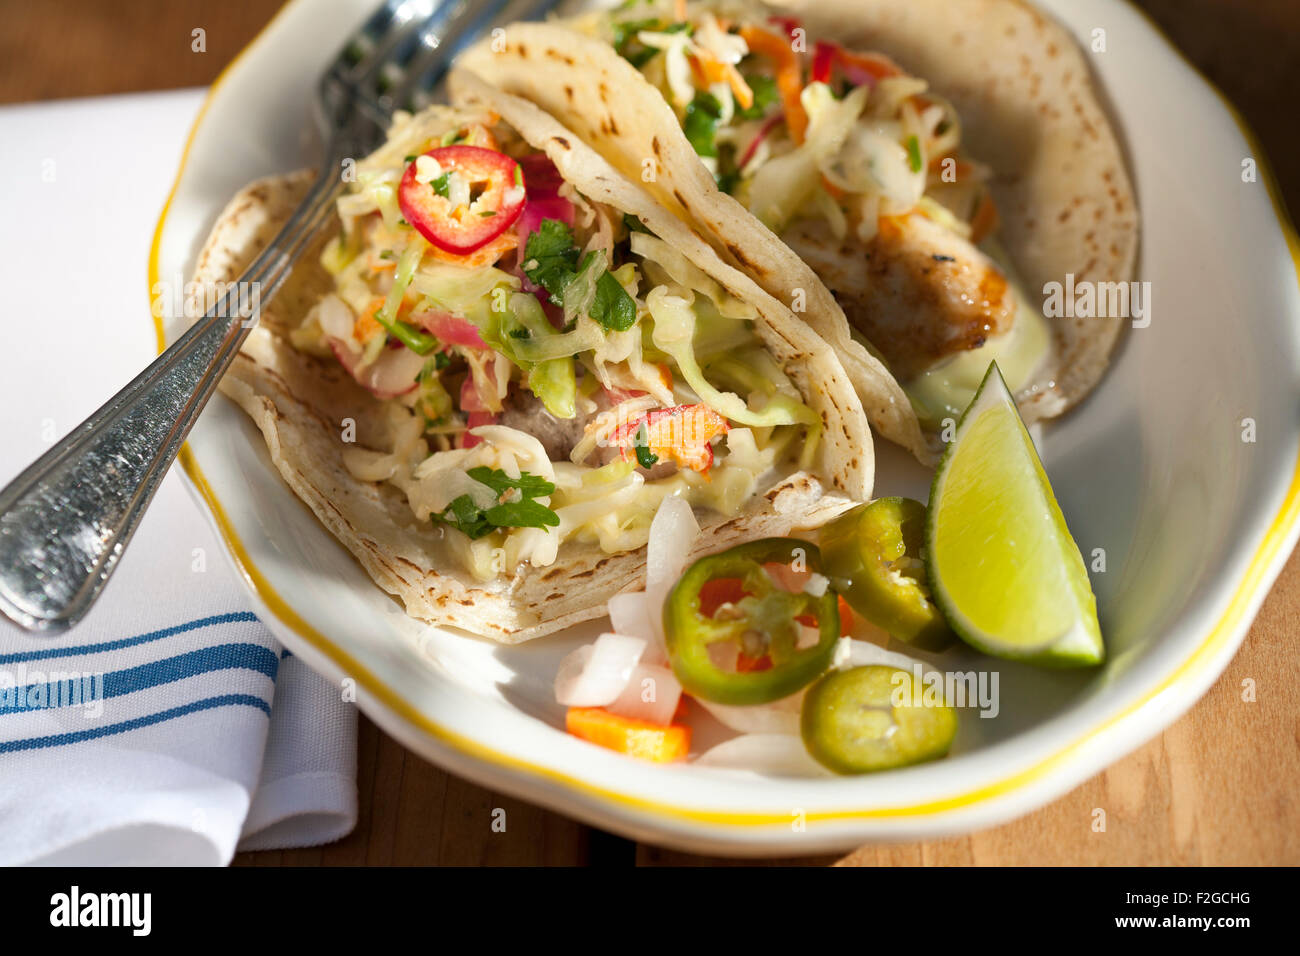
[
  {"x1": 613, "y1": 18, "x2": 662, "y2": 68},
  {"x1": 524, "y1": 220, "x2": 637, "y2": 332},
  {"x1": 683, "y1": 92, "x2": 723, "y2": 158},
  {"x1": 737, "y1": 74, "x2": 779, "y2": 120},
  {"x1": 622, "y1": 213, "x2": 654, "y2": 236},
  {"x1": 484, "y1": 499, "x2": 561, "y2": 532},
  {"x1": 522, "y1": 219, "x2": 581, "y2": 306},
  {"x1": 434, "y1": 467, "x2": 559, "y2": 540},
  {"x1": 441, "y1": 493, "x2": 493, "y2": 539},
  {"x1": 467, "y1": 466, "x2": 556, "y2": 500},
  {"x1": 591, "y1": 267, "x2": 637, "y2": 332},
  {"x1": 633, "y1": 422, "x2": 659, "y2": 468},
  {"x1": 906, "y1": 135, "x2": 923, "y2": 173}
]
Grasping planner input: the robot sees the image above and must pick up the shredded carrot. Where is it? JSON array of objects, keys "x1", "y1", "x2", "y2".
[
  {"x1": 566, "y1": 707, "x2": 691, "y2": 762},
  {"x1": 969, "y1": 190, "x2": 1000, "y2": 244},
  {"x1": 674, "y1": 0, "x2": 687, "y2": 22},
  {"x1": 426, "y1": 229, "x2": 518, "y2": 269},
  {"x1": 722, "y1": 61, "x2": 754, "y2": 111},
  {"x1": 820, "y1": 173, "x2": 845, "y2": 201},
  {"x1": 739, "y1": 24, "x2": 807, "y2": 143},
  {"x1": 368, "y1": 251, "x2": 398, "y2": 272},
  {"x1": 692, "y1": 51, "x2": 755, "y2": 111},
  {"x1": 354, "y1": 297, "x2": 386, "y2": 344},
  {"x1": 688, "y1": 53, "x2": 708, "y2": 87}
]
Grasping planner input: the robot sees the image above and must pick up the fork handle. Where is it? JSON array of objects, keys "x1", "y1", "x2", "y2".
[{"x1": 0, "y1": 175, "x2": 340, "y2": 632}]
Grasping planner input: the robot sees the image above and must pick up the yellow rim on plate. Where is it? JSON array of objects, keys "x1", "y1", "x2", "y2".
[{"x1": 147, "y1": 0, "x2": 1300, "y2": 831}]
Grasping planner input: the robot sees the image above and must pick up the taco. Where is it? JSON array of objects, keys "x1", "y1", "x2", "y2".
[
  {"x1": 454, "y1": 0, "x2": 1138, "y2": 453},
  {"x1": 189, "y1": 74, "x2": 875, "y2": 642}
]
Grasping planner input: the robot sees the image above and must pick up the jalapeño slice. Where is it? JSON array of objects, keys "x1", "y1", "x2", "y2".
[
  {"x1": 820, "y1": 497, "x2": 953, "y2": 650},
  {"x1": 800, "y1": 665, "x2": 958, "y2": 774},
  {"x1": 663, "y1": 538, "x2": 839, "y2": 705}
]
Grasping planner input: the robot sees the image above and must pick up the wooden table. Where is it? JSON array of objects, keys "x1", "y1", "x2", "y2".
[{"x1": 5, "y1": 0, "x2": 1297, "y2": 866}]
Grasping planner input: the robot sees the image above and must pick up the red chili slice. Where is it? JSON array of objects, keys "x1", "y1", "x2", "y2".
[
  {"x1": 811, "y1": 41, "x2": 837, "y2": 85},
  {"x1": 398, "y1": 145, "x2": 526, "y2": 255},
  {"x1": 811, "y1": 40, "x2": 904, "y2": 91}
]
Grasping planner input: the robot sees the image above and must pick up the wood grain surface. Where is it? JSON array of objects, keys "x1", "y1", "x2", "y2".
[{"x1": 4, "y1": 0, "x2": 1296, "y2": 866}]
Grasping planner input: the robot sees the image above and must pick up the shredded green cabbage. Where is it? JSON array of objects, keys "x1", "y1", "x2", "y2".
[
  {"x1": 481, "y1": 292, "x2": 580, "y2": 419},
  {"x1": 744, "y1": 83, "x2": 869, "y2": 233},
  {"x1": 500, "y1": 293, "x2": 605, "y2": 363},
  {"x1": 630, "y1": 232, "x2": 755, "y2": 319},
  {"x1": 646, "y1": 287, "x2": 817, "y2": 428},
  {"x1": 381, "y1": 241, "x2": 423, "y2": 325},
  {"x1": 410, "y1": 261, "x2": 521, "y2": 314}
]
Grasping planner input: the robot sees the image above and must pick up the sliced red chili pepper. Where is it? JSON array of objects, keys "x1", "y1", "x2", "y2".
[
  {"x1": 767, "y1": 15, "x2": 802, "y2": 39},
  {"x1": 810, "y1": 40, "x2": 905, "y2": 92},
  {"x1": 811, "y1": 40, "x2": 837, "y2": 84},
  {"x1": 398, "y1": 145, "x2": 526, "y2": 255}
]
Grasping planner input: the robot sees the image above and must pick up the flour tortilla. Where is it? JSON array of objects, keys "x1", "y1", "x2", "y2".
[
  {"x1": 190, "y1": 83, "x2": 874, "y2": 643},
  {"x1": 454, "y1": 0, "x2": 1138, "y2": 451}
]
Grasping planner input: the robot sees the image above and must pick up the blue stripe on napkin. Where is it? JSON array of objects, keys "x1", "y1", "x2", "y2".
[
  {"x1": 0, "y1": 694, "x2": 272, "y2": 753},
  {"x1": 0, "y1": 642, "x2": 278, "y2": 714},
  {"x1": 0, "y1": 611, "x2": 259, "y2": 664},
  {"x1": 0, "y1": 613, "x2": 276, "y2": 753}
]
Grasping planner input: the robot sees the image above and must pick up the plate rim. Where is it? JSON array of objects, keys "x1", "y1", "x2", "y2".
[{"x1": 149, "y1": 0, "x2": 1300, "y2": 851}]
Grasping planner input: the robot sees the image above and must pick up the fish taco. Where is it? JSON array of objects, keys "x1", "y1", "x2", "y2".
[
  {"x1": 189, "y1": 73, "x2": 875, "y2": 642},
  {"x1": 455, "y1": 0, "x2": 1139, "y2": 455}
]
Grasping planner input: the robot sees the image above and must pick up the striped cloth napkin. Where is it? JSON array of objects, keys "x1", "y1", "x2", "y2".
[{"x1": 0, "y1": 90, "x2": 358, "y2": 865}]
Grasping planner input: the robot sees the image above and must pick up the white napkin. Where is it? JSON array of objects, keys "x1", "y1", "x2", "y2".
[{"x1": 0, "y1": 90, "x2": 357, "y2": 865}]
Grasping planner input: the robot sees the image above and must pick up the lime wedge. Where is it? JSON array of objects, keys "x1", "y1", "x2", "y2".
[{"x1": 926, "y1": 363, "x2": 1104, "y2": 666}]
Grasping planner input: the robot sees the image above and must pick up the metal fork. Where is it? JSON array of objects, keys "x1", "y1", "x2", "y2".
[{"x1": 0, "y1": 0, "x2": 563, "y2": 632}]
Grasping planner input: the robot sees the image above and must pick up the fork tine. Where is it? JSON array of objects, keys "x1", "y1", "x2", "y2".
[
  {"x1": 395, "y1": 0, "x2": 566, "y2": 112},
  {"x1": 327, "y1": 0, "x2": 421, "y2": 80},
  {"x1": 339, "y1": 0, "x2": 438, "y2": 80},
  {"x1": 366, "y1": 0, "x2": 477, "y2": 112}
]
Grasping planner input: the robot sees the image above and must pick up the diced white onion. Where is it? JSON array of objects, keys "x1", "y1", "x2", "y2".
[
  {"x1": 317, "y1": 294, "x2": 355, "y2": 340},
  {"x1": 835, "y1": 637, "x2": 931, "y2": 673},
  {"x1": 553, "y1": 632, "x2": 648, "y2": 707},
  {"x1": 607, "y1": 591, "x2": 667, "y2": 664},
  {"x1": 413, "y1": 155, "x2": 443, "y2": 185},
  {"x1": 803, "y1": 572, "x2": 830, "y2": 597},
  {"x1": 446, "y1": 170, "x2": 471, "y2": 210},
  {"x1": 605, "y1": 662, "x2": 682, "y2": 725},
  {"x1": 693, "y1": 690, "x2": 805, "y2": 736},
  {"x1": 646, "y1": 494, "x2": 700, "y2": 642}
]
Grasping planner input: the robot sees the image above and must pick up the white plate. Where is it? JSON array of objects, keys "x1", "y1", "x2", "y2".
[{"x1": 151, "y1": 0, "x2": 1300, "y2": 855}]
